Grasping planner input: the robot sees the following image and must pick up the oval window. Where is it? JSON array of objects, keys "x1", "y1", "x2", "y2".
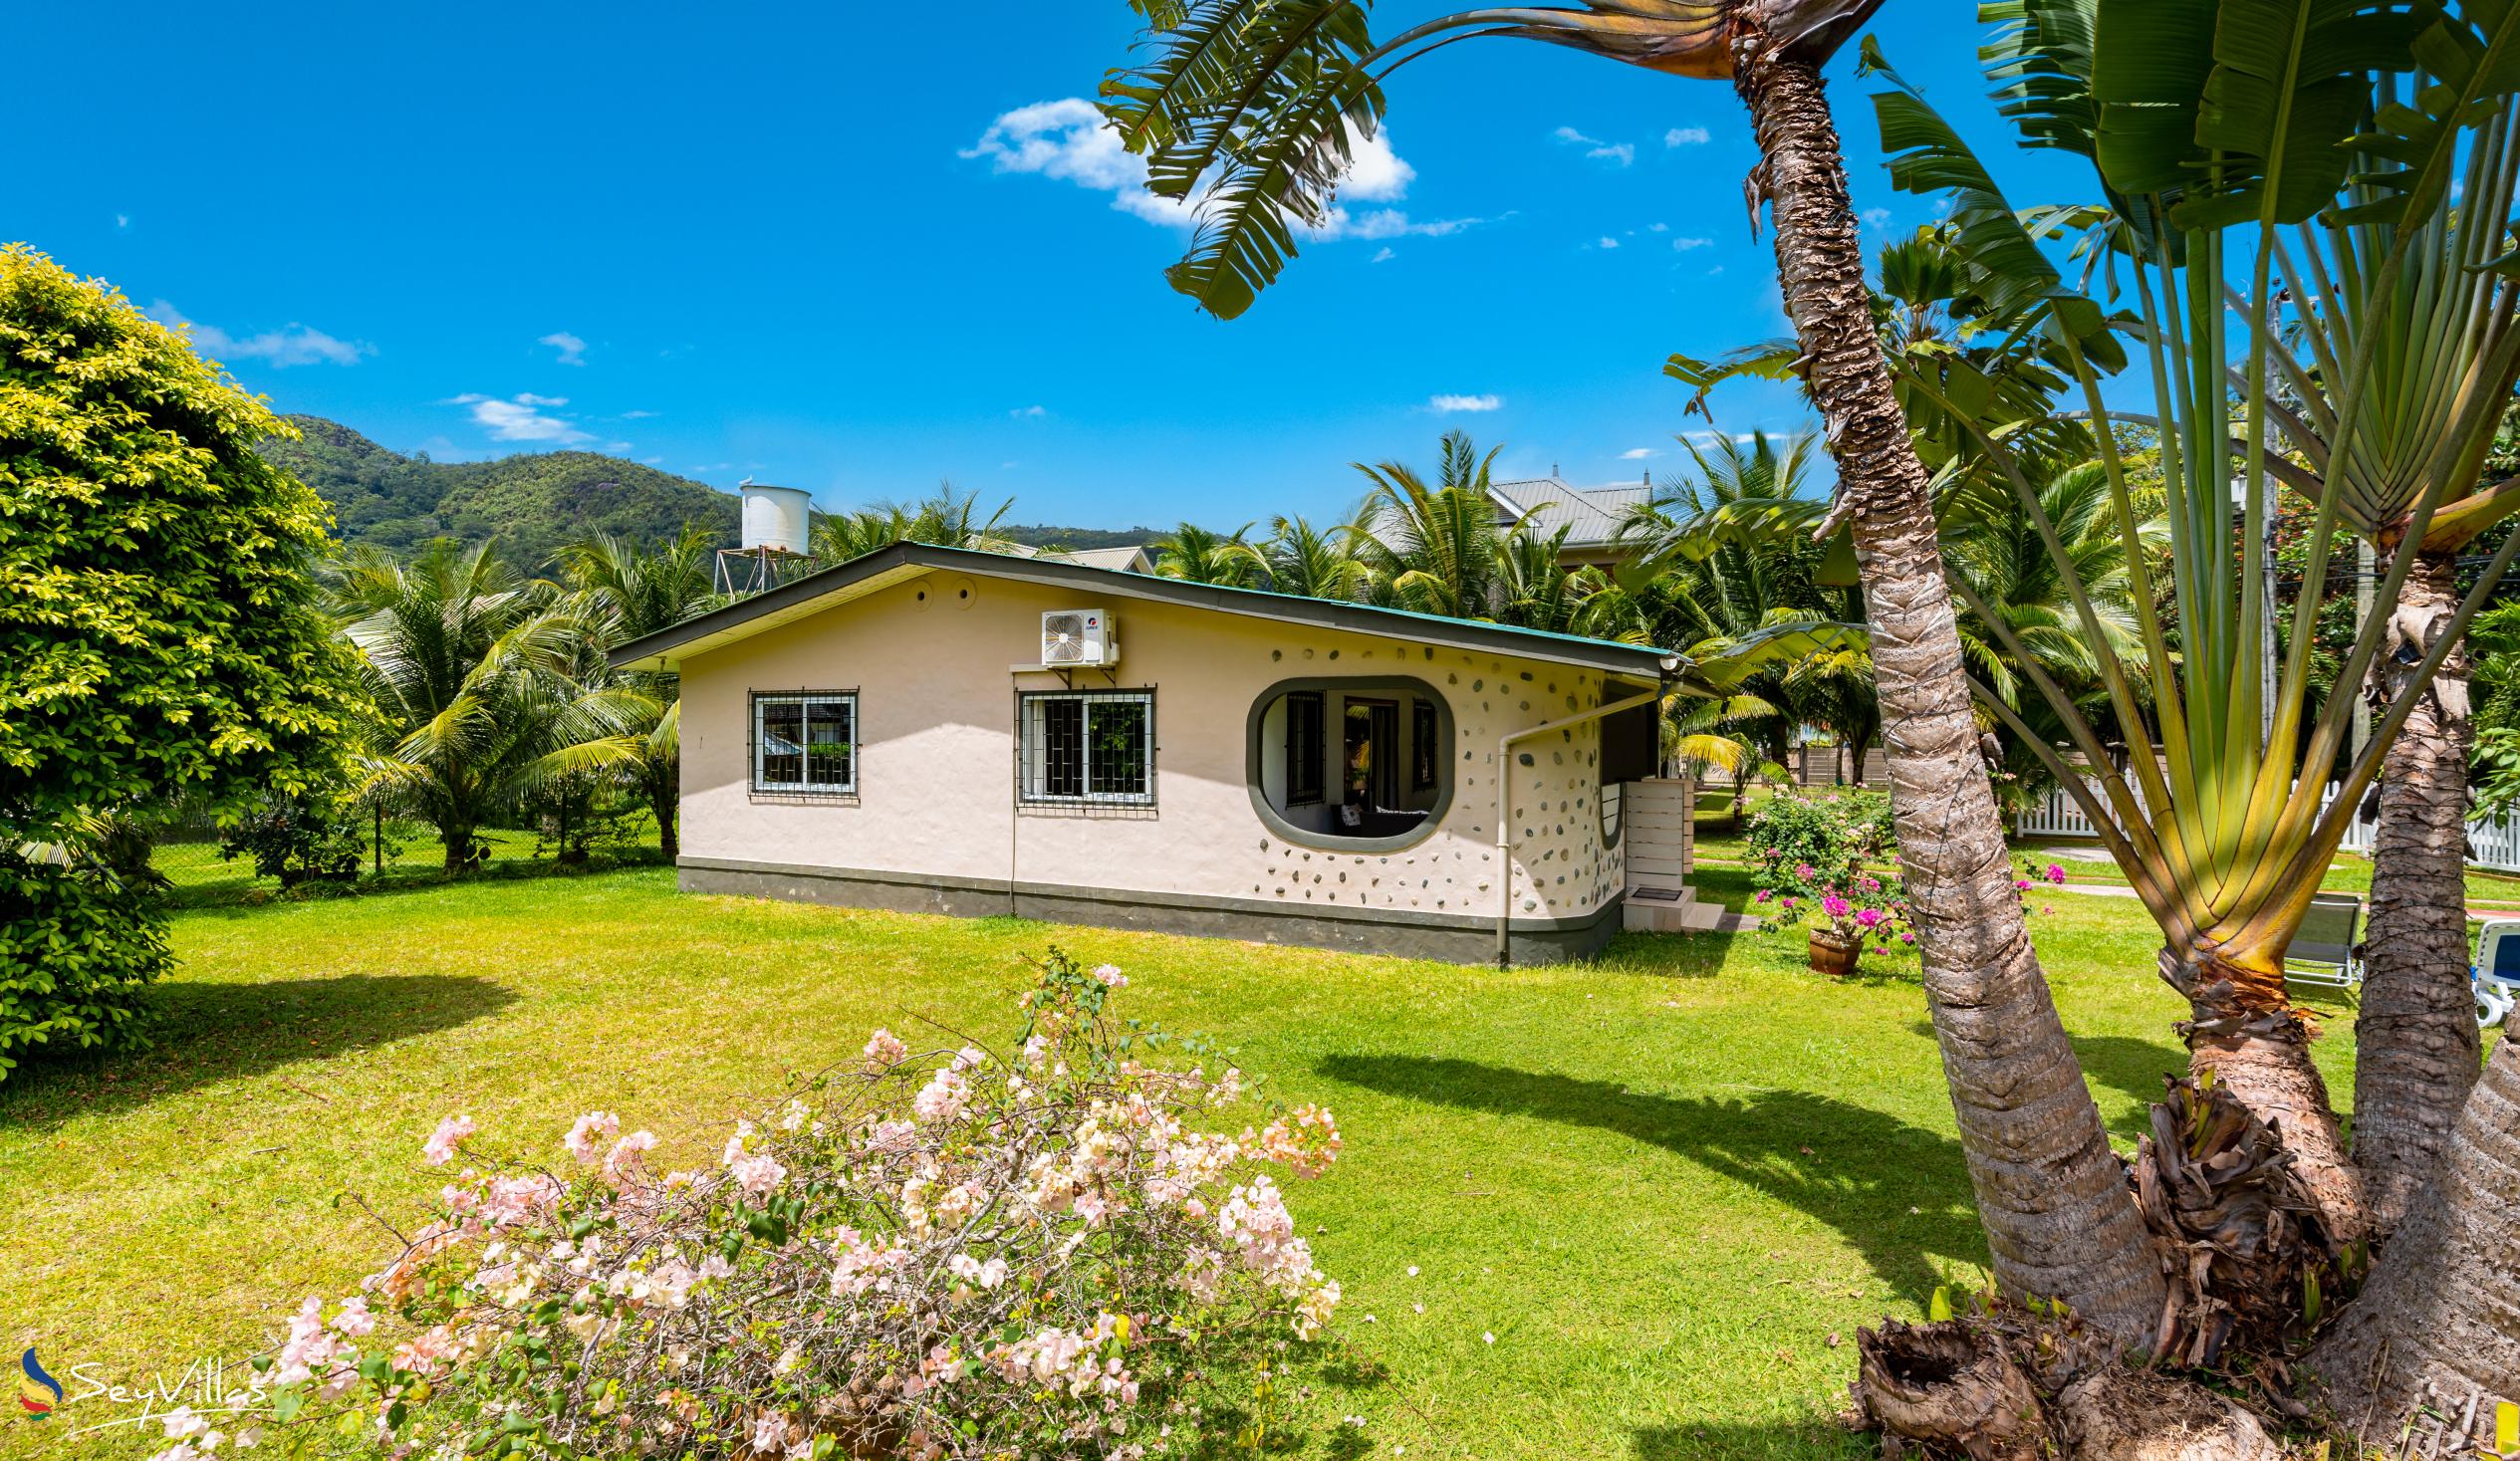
[{"x1": 1245, "y1": 676, "x2": 1453, "y2": 852}]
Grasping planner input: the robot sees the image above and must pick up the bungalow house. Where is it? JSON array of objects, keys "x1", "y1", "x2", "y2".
[
  {"x1": 611, "y1": 542, "x2": 1718, "y2": 965},
  {"x1": 1487, "y1": 473, "x2": 1652, "y2": 568}
]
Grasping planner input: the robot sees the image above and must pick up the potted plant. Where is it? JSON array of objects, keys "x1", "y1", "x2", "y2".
[{"x1": 1758, "y1": 873, "x2": 1906, "y2": 976}]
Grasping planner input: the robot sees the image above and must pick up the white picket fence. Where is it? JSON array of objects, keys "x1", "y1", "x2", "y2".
[{"x1": 2019, "y1": 777, "x2": 2520, "y2": 872}]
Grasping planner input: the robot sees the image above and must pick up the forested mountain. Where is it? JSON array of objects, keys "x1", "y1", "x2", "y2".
[
  {"x1": 260, "y1": 416, "x2": 742, "y2": 568},
  {"x1": 261, "y1": 416, "x2": 1153, "y2": 568}
]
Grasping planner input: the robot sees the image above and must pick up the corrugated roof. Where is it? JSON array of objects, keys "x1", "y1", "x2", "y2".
[
  {"x1": 611, "y1": 541, "x2": 1671, "y2": 677},
  {"x1": 1488, "y1": 477, "x2": 1651, "y2": 548}
]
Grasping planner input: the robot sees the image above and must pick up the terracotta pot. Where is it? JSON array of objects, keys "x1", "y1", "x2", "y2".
[{"x1": 1808, "y1": 929, "x2": 1862, "y2": 978}]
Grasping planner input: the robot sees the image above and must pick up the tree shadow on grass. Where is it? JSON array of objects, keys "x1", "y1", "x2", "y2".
[
  {"x1": 0, "y1": 974, "x2": 516, "y2": 1128},
  {"x1": 1315, "y1": 1054, "x2": 1986, "y2": 1307}
]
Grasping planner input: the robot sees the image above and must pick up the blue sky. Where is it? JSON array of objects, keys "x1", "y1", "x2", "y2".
[{"x1": 15, "y1": 2, "x2": 2086, "y2": 531}]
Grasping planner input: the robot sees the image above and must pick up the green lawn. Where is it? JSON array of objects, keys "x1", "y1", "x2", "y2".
[{"x1": 0, "y1": 867, "x2": 2362, "y2": 1460}]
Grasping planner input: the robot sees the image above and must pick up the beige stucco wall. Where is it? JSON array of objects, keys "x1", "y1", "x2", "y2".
[{"x1": 677, "y1": 569, "x2": 1630, "y2": 925}]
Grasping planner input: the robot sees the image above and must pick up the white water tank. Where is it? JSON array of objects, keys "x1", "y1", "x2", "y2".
[{"x1": 738, "y1": 482, "x2": 813, "y2": 556}]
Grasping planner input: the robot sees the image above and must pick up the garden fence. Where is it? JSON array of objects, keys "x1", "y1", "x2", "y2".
[{"x1": 2018, "y1": 778, "x2": 2520, "y2": 873}]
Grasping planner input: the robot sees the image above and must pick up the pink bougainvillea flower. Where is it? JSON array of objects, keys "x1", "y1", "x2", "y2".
[
  {"x1": 1854, "y1": 908, "x2": 1883, "y2": 928},
  {"x1": 862, "y1": 1028, "x2": 908, "y2": 1070},
  {"x1": 564, "y1": 1111, "x2": 621, "y2": 1166},
  {"x1": 1093, "y1": 963, "x2": 1129, "y2": 989},
  {"x1": 1821, "y1": 894, "x2": 1851, "y2": 919},
  {"x1": 422, "y1": 1115, "x2": 474, "y2": 1168},
  {"x1": 1754, "y1": 888, "x2": 1773, "y2": 903},
  {"x1": 2046, "y1": 863, "x2": 2068, "y2": 884}
]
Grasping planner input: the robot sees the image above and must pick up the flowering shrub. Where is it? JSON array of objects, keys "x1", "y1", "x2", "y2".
[
  {"x1": 1742, "y1": 789, "x2": 1895, "y2": 901},
  {"x1": 169, "y1": 949, "x2": 1344, "y2": 1460},
  {"x1": 1756, "y1": 867, "x2": 1908, "y2": 950},
  {"x1": 1750, "y1": 845, "x2": 2074, "y2": 967}
]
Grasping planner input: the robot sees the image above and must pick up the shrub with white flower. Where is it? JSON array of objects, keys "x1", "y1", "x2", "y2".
[{"x1": 181, "y1": 948, "x2": 1344, "y2": 1460}]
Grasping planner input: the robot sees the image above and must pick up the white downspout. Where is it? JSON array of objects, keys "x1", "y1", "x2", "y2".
[{"x1": 1494, "y1": 663, "x2": 1676, "y2": 967}]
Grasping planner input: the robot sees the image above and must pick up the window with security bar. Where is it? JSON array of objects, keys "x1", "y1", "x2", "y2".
[
  {"x1": 1021, "y1": 690, "x2": 1153, "y2": 806},
  {"x1": 753, "y1": 692, "x2": 857, "y2": 794}
]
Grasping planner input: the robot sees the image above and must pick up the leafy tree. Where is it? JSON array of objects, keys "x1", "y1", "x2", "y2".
[
  {"x1": 557, "y1": 527, "x2": 720, "y2": 862},
  {"x1": 332, "y1": 540, "x2": 647, "y2": 869},
  {"x1": 0, "y1": 245, "x2": 364, "y2": 1076}
]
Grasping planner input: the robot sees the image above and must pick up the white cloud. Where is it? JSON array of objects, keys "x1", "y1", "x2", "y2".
[
  {"x1": 1311, "y1": 207, "x2": 1477, "y2": 241},
  {"x1": 1598, "y1": 237, "x2": 1621, "y2": 250},
  {"x1": 1671, "y1": 236, "x2": 1713, "y2": 251},
  {"x1": 1664, "y1": 125, "x2": 1711, "y2": 147},
  {"x1": 450, "y1": 392, "x2": 593, "y2": 444},
  {"x1": 1647, "y1": 221, "x2": 1669, "y2": 232},
  {"x1": 1371, "y1": 246, "x2": 1395, "y2": 264},
  {"x1": 145, "y1": 301, "x2": 369, "y2": 367},
  {"x1": 1429, "y1": 393, "x2": 1502, "y2": 413},
  {"x1": 964, "y1": 98, "x2": 1443, "y2": 239},
  {"x1": 619, "y1": 409, "x2": 657, "y2": 419},
  {"x1": 1339, "y1": 127, "x2": 1414, "y2": 201},
  {"x1": 1553, "y1": 125, "x2": 1634, "y2": 165},
  {"x1": 1862, "y1": 207, "x2": 1891, "y2": 230},
  {"x1": 1010, "y1": 404, "x2": 1047, "y2": 418},
  {"x1": 116, "y1": 213, "x2": 129, "y2": 229},
  {"x1": 605, "y1": 440, "x2": 631, "y2": 453},
  {"x1": 540, "y1": 331, "x2": 588, "y2": 366},
  {"x1": 1619, "y1": 447, "x2": 1659, "y2": 460}
]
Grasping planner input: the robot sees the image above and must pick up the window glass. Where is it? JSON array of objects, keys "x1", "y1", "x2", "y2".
[
  {"x1": 1248, "y1": 679, "x2": 1448, "y2": 850},
  {"x1": 1022, "y1": 691, "x2": 1153, "y2": 804},
  {"x1": 1286, "y1": 692, "x2": 1325, "y2": 806},
  {"x1": 754, "y1": 693, "x2": 857, "y2": 793}
]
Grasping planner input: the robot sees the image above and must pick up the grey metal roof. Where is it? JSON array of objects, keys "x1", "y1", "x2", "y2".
[
  {"x1": 611, "y1": 541, "x2": 1673, "y2": 678},
  {"x1": 1488, "y1": 477, "x2": 1651, "y2": 548}
]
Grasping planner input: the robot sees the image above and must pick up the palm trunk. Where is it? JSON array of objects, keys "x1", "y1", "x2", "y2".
[
  {"x1": 2307, "y1": 1037, "x2": 2520, "y2": 1446},
  {"x1": 1735, "y1": 48, "x2": 2166, "y2": 1345},
  {"x1": 2355, "y1": 547, "x2": 2484, "y2": 1236},
  {"x1": 650, "y1": 770, "x2": 679, "y2": 864},
  {"x1": 2174, "y1": 950, "x2": 2368, "y2": 1244}
]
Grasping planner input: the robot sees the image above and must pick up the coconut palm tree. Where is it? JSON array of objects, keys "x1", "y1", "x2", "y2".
[
  {"x1": 1615, "y1": 429, "x2": 1875, "y2": 774},
  {"x1": 810, "y1": 485, "x2": 1021, "y2": 566},
  {"x1": 1491, "y1": 525, "x2": 1640, "y2": 637},
  {"x1": 556, "y1": 527, "x2": 721, "y2": 863},
  {"x1": 1100, "y1": 3, "x2": 2162, "y2": 1339},
  {"x1": 1150, "y1": 521, "x2": 1264, "y2": 585},
  {"x1": 331, "y1": 540, "x2": 648, "y2": 870},
  {"x1": 1250, "y1": 508, "x2": 1378, "y2": 600},
  {"x1": 1352, "y1": 430, "x2": 1514, "y2": 619}
]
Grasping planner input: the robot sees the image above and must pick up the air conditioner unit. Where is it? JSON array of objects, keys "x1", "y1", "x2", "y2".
[{"x1": 1041, "y1": 609, "x2": 1119, "y2": 667}]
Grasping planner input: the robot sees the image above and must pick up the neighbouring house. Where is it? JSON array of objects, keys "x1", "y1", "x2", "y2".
[
  {"x1": 611, "y1": 542, "x2": 1717, "y2": 964},
  {"x1": 1487, "y1": 473, "x2": 1652, "y2": 567},
  {"x1": 1006, "y1": 543, "x2": 1155, "y2": 575}
]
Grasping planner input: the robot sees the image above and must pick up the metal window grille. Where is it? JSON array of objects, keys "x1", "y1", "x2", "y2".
[
  {"x1": 1285, "y1": 691, "x2": 1325, "y2": 805},
  {"x1": 1021, "y1": 690, "x2": 1153, "y2": 805},
  {"x1": 753, "y1": 692, "x2": 857, "y2": 794}
]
